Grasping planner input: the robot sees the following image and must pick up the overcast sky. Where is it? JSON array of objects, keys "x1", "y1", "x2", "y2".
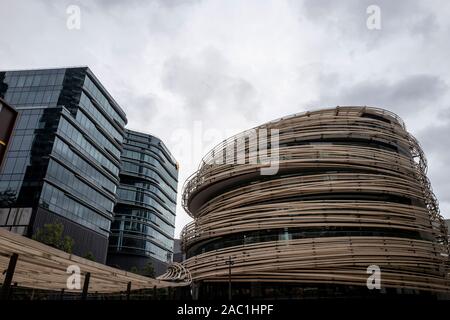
[{"x1": 1, "y1": 0, "x2": 449, "y2": 237}]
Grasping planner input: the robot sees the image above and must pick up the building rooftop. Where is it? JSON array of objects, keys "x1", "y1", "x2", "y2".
[{"x1": 0, "y1": 66, "x2": 128, "y2": 124}]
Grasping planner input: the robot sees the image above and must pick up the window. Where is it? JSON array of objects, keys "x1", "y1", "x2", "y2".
[{"x1": 17, "y1": 76, "x2": 25, "y2": 87}]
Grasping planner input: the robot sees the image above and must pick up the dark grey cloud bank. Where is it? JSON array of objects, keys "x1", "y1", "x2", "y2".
[
  {"x1": 311, "y1": 73, "x2": 448, "y2": 115},
  {"x1": 1, "y1": 0, "x2": 449, "y2": 234}
]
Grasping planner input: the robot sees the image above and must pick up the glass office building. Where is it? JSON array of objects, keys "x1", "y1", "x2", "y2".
[
  {"x1": 0, "y1": 97, "x2": 18, "y2": 167},
  {"x1": 0, "y1": 67, "x2": 127, "y2": 263},
  {"x1": 107, "y1": 129, "x2": 178, "y2": 275}
]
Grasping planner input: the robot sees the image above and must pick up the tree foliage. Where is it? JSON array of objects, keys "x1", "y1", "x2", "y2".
[
  {"x1": 141, "y1": 262, "x2": 155, "y2": 278},
  {"x1": 32, "y1": 222, "x2": 74, "y2": 254},
  {"x1": 130, "y1": 262, "x2": 155, "y2": 278},
  {"x1": 84, "y1": 251, "x2": 95, "y2": 261}
]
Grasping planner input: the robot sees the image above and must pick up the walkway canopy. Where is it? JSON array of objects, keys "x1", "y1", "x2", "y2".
[{"x1": 0, "y1": 228, "x2": 183, "y2": 294}]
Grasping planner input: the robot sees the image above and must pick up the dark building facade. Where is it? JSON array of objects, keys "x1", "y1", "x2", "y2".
[
  {"x1": 0, "y1": 67, "x2": 127, "y2": 263},
  {"x1": 0, "y1": 97, "x2": 17, "y2": 167},
  {"x1": 181, "y1": 106, "x2": 449, "y2": 299},
  {"x1": 107, "y1": 129, "x2": 178, "y2": 276},
  {"x1": 173, "y1": 239, "x2": 183, "y2": 263}
]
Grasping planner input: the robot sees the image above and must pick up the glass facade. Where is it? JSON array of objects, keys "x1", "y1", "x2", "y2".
[
  {"x1": 0, "y1": 98, "x2": 17, "y2": 167},
  {"x1": 107, "y1": 129, "x2": 178, "y2": 273},
  {"x1": 0, "y1": 67, "x2": 127, "y2": 263}
]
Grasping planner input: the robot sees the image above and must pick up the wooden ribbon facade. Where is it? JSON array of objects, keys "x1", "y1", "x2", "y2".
[
  {"x1": 0, "y1": 228, "x2": 181, "y2": 294},
  {"x1": 157, "y1": 262, "x2": 192, "y2": 284},
  {"x1": 180, "y1": 106, "x2": 449, "y2": 296}
]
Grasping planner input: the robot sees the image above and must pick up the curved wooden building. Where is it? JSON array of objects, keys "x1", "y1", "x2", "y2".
[{"x1": 181, "y1": 106, "x2": 449, "y2": 298}]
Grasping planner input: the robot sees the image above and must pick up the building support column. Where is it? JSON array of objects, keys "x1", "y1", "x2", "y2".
[
  {"x1": 126, "y1": 282, "x2": 131, "y2": 300},
  {"x1": 81, "y1": 272, "x2": 90, "y2": 300},
  {"x1": 1, "y1": 253, "x2": 18, "y2": 300}
]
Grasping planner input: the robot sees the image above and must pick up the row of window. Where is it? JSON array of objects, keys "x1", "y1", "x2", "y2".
[
  {"x1": 122, "y1": 148, "x2": 178, "y2": 180},
  {"x1": 0, "y1": 109, "x2": 46, "y2": 190},
  {"x1": 123, "y1": 139, "x2": 149, "y2": 149},
  {"x1": 126, "y1": 132, "x2": 151, "y2": 143},
  {"x1": 2, "y1": 150, "x2": 29, "y2": 159},
  {"x1": 0, "y1": 110, "x2": 37, "y2": 176},
  {"x1": 0, "y1": 207, "x2": 32, "y2": 227},
  {"x1": 187, "y1": 227, "x2": 424, "y2": 258},
  {"x1": 52, "y1": 137, "x2": 117, "y2": 194},
  {"x1": 4, "y1": 89, "x2": 60, "y2": 106},
  {"x1": 79, "y1": 92, "x2": 123, "y2": 142},
  {"x1": 58, "y1": 116, "x2": 119, "y2": 175},
  {"x1": 114, "y1": 207, "x2": 175, "y2": 235},
  {"x1": 121, "y1": 180, "x2": 176, "y2": 207},
  {"x1": 0, "y1": 180, "x2": 22, "y2": 195},
  {"x1": 111, "y1": 218, "x2": 174, "y2": 250},
  {"x1": 1, "y1": 155, "x2": 29, "y2": 175},
  {"x1": 121, "y1": 155, "x2": 177, "y2": 193},
  {"x1": 75, "y1": 109, "x2": 121, "y2": 159},
  {"x1": 7, "y1": 134, "x2": 34, "y2": 152},
  {"x1": 126, "y1": 133, "x2": 176, "y2": 164},
  {"x1": 124, "y1": 138, "x2": 177, "y2": 169},
  {"x1": 83, "y1": 76, "x2": 126, "y2": 127},
  {"x1": 121, "y1": 160, "x2": 177, "y2": 195},
  {"x1": 46, "y1": 159, "x2": 114, "y2": 213},
  {"x1": 4, "y1": 72, "x2": 65, "y2": 88},
  {"x1": 40, "y1": 182, "x2": 111, "y2": 236},
  {"x1": 122, "y1": 177, "x2": 176, "y2": 201},
  {"x1": 116, "y1": 187, "x2": 175, "y2": 224},
  {"x1": 13, "y1": 111, "x2": 43, "y2": 131},
  {"x1": 109, "y1": 235, "x2": 172, "y2": 262}
]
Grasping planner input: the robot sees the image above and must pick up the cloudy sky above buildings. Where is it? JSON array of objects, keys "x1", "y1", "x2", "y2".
[{"x1": 1, "y1": 0, "x2": 449, "y2": 236}]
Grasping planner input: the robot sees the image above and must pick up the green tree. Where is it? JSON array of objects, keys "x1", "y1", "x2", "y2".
[
  {"x1": 129, "y1": 263, "x2": 155, "y2": 277},
  {"x1": 130, "y1": 266, "x2": 139, "y2": 274},
  {"x1": 84, "y1": 251, "x2": 95, "y2": 261},
  {"x1": 141, "y1": 262, "x2": 155, "y2": 278},
  {"x1": 32, "y1": 222, "x2": 74, "y2": 253}
]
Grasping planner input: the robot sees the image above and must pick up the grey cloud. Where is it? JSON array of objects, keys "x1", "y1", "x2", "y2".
[
  {"x1": 410, "y1": 13, "x2": 439, "y2": 38},
  {"x1": 298, "y1": 0, "x2": 439, "y2": 46},
  {"x1": 313, "y1": 73, "x2": 448, "y2": 116},
  {"x1": 438, "y1": 107, "x2": 450, "y2": 120},
  {"x1": 74, "y1": 0, "x2": 201, "y2": 9},
  {"x1": 116, "y1": 90, "x2": 158, "y2": 128},
  {"x1": 300, "y1": 0, "x2": 423, "y2": 20},
  {"x1": 162, "y1": 48, "x2": 261, "y2": 121},
  {"x1": 418, "y1": 124, "x2": 450, "y2": 157},
  {"x1": 417, "y1": 118, "x2": 450, "y2": 206}
]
